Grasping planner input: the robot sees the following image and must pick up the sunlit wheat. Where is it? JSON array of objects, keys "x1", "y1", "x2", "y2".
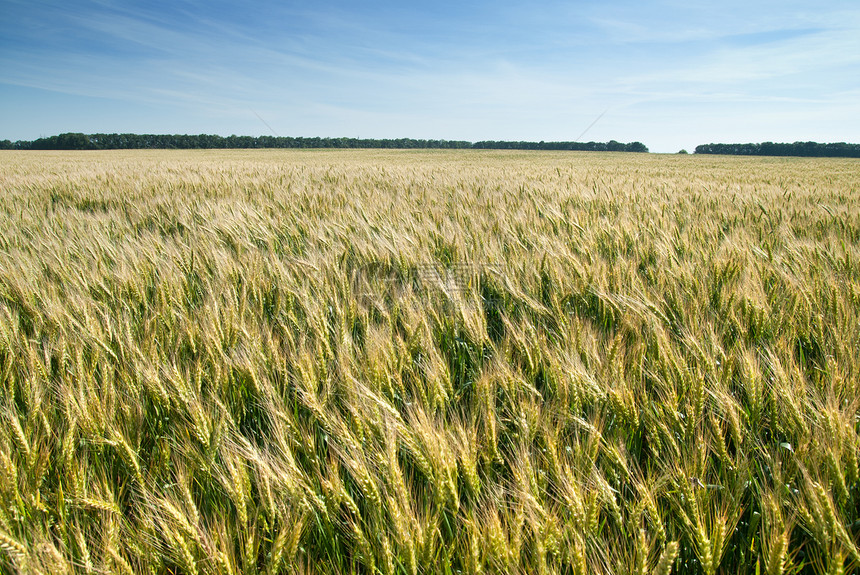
[{"x1": 0, "y1": 149, "x2": 858, "y2": 573}]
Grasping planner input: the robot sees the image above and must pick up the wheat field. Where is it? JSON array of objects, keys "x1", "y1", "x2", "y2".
[{"x1": 0, "y1": 149, "x2": 859, "y2": 574}]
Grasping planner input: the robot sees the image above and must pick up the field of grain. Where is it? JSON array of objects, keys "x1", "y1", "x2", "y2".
[{"x1": 0, "y1": 149, "x2": 859, "y2": 574}]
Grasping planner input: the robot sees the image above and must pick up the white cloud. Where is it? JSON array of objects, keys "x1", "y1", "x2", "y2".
[{"x1": 2, "y1": 0, "x2": 859, "y2": 150}]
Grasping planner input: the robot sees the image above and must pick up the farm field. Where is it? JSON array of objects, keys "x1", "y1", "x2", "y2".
[{"x1": 1, "y1": 149, "x2": 859, "y2": 574}]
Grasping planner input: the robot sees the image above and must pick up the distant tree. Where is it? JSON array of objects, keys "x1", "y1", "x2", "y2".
[
  {"x1": 0, "y1": 140, "x2": 13, "y2": 150},
  {"x1": 678, "y1": 149, "x2": 688, "y2": 154},
  {"x1": 60, "y1": 133, "x2": 96, "y2": 149},
  {"x1": 694, "y1": 141, "x2": 860, "y2": 158},
  {"x1": 28, "y1": 133, "x2": 96, "y2": 150},
  {"x1": 8, "y1": 133, "x2": 652, "y2": 153}
]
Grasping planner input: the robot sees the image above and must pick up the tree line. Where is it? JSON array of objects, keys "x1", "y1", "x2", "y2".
[
  {"x1": 472, "y1": 139, "x2": 648, "y2": 152},
  {"x1": 4, "y1": 135, "x2": 860, "y2": 157},
  {"x1": 0, "y1": 133, "x2": 649, "y2": 153},
  {"x1": 695, "y1": 141, "x2": 860, "y2": 158}
]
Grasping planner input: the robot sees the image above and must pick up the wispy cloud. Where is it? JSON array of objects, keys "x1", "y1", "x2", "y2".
[{"x1": 1, "y1": 0, "x2": 859, "y2": 150}]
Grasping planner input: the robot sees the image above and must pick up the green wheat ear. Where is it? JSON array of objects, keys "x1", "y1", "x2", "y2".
[{"x1": 653, "y1": 541, "x2": 678, "y2": 575}]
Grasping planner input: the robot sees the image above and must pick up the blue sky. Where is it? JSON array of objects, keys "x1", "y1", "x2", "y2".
[{"x1": 1, "y1": 0, "x2": 858, "y2": 152}]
